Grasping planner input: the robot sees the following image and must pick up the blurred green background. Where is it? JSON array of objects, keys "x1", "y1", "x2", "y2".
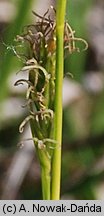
[{"x1": 0, "y1": 0, "x2": 104, "y2": 200}]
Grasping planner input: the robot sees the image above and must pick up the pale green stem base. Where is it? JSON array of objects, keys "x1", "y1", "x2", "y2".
[
  {"x1": 36, "y1": 148, "x2": 51, "y2": 200},
  {"x1": 41, "y1": 166, "x2": 51, "y2": 200}
]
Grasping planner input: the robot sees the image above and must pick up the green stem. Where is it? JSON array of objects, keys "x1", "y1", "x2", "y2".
[
  {"x1": 41, "y1": 161, "x2": 51, "y2": 200},
  {"x1": 29, "y1": 105, "x2": 51, "y2": 200},
  {"x1": 51, "y1": 0, "x2": 67, "y2": 200},
  {"x1": 36, "y1": 148, "x2": 51, "y2": 200}
]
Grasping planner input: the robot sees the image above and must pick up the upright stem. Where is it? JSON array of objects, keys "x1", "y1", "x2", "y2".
[
  {"x1": 30, "y1": 110, "x2": 51, "y2": 200},
  {"x1": 38, "y1": 150, "x2": 51, "y2": 200},
  {"x1": 51, "y1": 0, "x2": 67, "y2": 200},
  {"x1": 41, "y1": 165, "x2": 51, "y2": 200}
]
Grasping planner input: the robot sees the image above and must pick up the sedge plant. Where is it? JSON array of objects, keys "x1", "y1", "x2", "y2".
[{"x1": 14, "y1": 0, "x2": 87, "y2": 200}]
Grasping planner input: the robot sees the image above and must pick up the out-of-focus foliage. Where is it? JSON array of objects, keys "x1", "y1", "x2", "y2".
[
  {"x1": 0, "y1": 0, "x2": 34, "y2": 100},
  {"x1": 0, "y1": 0, "x2": 104, "y2": 200}
]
